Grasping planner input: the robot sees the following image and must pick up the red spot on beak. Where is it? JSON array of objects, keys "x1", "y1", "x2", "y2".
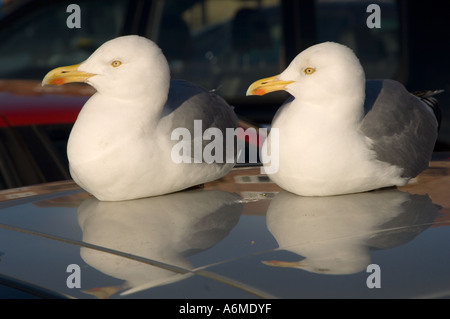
[
  {"x1": 50, "y1": 78, "x2": 66, "y2": 85},
  {"x1": 252, "y1": 88, "x2": 266, "y2": 96}
]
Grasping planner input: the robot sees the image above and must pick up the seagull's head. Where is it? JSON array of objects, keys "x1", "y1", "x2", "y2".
[
  {"x1": 246, "y1": 42, "x2": 365, "y2": 104},
  {"x1": 42, "y1": 35, "x2": 170, "y2": 99}
]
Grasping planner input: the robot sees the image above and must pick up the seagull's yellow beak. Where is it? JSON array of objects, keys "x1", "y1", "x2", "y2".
[
  {"x1": 246, "y1": 75, "x2": 294, "y2": 96},
  {"x1": 42, "y1": 63, "x2": 96, "y2": 86}
]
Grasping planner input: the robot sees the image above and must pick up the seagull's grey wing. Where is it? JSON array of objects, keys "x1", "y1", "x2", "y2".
[
  {"x1": 360, "y1": 79, "x2": 439, "y2": 178},
  {"x1": 161, "y1": 79, "x2": 238, "y2": 163}
]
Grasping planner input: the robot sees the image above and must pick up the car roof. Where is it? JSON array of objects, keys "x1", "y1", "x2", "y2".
[{"x1": 0, "y1": 160, "x2": 450, "y2": 299}]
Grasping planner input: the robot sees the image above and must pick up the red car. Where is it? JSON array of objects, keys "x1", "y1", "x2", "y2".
[{"x1": 0, "y1": 81, "x2": 88, "y2": 188}]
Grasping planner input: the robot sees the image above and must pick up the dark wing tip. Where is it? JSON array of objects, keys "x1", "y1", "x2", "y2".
[
  {"x1": 412, "y1": 89, "x2": 444, "y2": 131},
  {"x1": 412, "y1": 89, "x2": 445, "y2": 98}
]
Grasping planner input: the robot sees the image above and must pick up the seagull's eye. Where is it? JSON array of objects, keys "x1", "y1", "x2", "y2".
[
  {"x1": 304, "y1": 67, "x2": 315, "y2": 75},
  {"x1": 111, "y1": 60, "x2": 122, "y2": 68}
]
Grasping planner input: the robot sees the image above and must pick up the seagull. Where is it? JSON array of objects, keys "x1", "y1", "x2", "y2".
[
  {"x1": 42, "y1": 35, "x2": 238, "y2": 201},
  {"x1": 247, "y1": 42, "x2": 441, "y2": 196},
  {"x1": 263, "y1": 189, "x2": 439, "y2": 275},
  {"x1": 78, "y1": 189, "x2": 242, "y2": 297}
]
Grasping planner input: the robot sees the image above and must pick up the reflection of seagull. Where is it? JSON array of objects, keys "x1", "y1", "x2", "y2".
[
  {"x1": 247, "y1": 42, "x2": 441, "y2": 196},
  {"x1": 42, "y1": 35, "x2": 237, "y2": 201},
  {"x1": 77, "y1": 190, "x2": 242, "y2": 298},
  {"x1": 264, "y1": 189, "x2": 439, "y2": 275}
]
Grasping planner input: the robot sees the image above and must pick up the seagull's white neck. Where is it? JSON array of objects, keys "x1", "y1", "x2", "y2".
[
  {"x1": 98, "y1": 90, "x2": 168, "y2": 124},
  {"x1": 67, "y1": 87, "x2": 169, "y2": 165},
  {"x1": 283, "y1": 70, "x2": 366, "y2": 129},
  {"x1": 334, "y1": 93, "x2": 366, "y2": 127},
  {"x1": 290, "y1": 91, "x2": 365, "y2": 131}
]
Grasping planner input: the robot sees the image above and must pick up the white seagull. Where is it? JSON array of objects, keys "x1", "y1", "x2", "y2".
[
  {"x1": 247, "y1": 42, "x2": 441, "y2": 196},
  {"x1": 42, "y1": 35, "x2": 237, "y2": 201}
]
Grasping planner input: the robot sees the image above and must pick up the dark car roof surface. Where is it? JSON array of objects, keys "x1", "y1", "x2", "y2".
[{"x1": 0, "y1": 159, "x2": 450, "y2": 299}]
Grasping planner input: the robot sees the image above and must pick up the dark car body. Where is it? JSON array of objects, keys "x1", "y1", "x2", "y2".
[{"x1": 0, "y1": 160, "x2": 450, "y2": 299}]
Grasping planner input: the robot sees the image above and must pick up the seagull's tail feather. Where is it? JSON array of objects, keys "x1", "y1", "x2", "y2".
[
  {"x1": 412, "y1": 89, "x2": 444, "y2": 98},
  {"x1": 413, "y1": 89, "x2": 444, "y2": 131}
]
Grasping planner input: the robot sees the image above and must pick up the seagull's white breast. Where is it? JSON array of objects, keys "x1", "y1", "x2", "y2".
[{"x1": 263, "y1": 100, "x2": 406, "y2": 196}]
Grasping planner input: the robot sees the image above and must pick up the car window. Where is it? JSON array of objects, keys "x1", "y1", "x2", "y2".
[
  {"x1": 315, "y1": 0, "x2": 400, "y2": 79},
  {"x1": 146, "y1": 0, "x2": 399, "y2": 99},
  {"x1": 147, "y1": 0, "x2": 283, "y2": 99},
  {"x1": 0, "y1": 0, "x2": 127, "y2": 79},
  {"x1": 0, "y1": 124, "x2": 72, "y2": 190}
]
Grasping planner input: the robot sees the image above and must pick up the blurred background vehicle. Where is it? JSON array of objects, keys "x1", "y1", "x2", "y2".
[{"x1": 0, "y1": 0, "x2": 449, "y2": 190}]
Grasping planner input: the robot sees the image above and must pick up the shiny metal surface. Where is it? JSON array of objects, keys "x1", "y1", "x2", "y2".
[{"x1": 0, "y1": 158, "x2": 449, "y2": 298}]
